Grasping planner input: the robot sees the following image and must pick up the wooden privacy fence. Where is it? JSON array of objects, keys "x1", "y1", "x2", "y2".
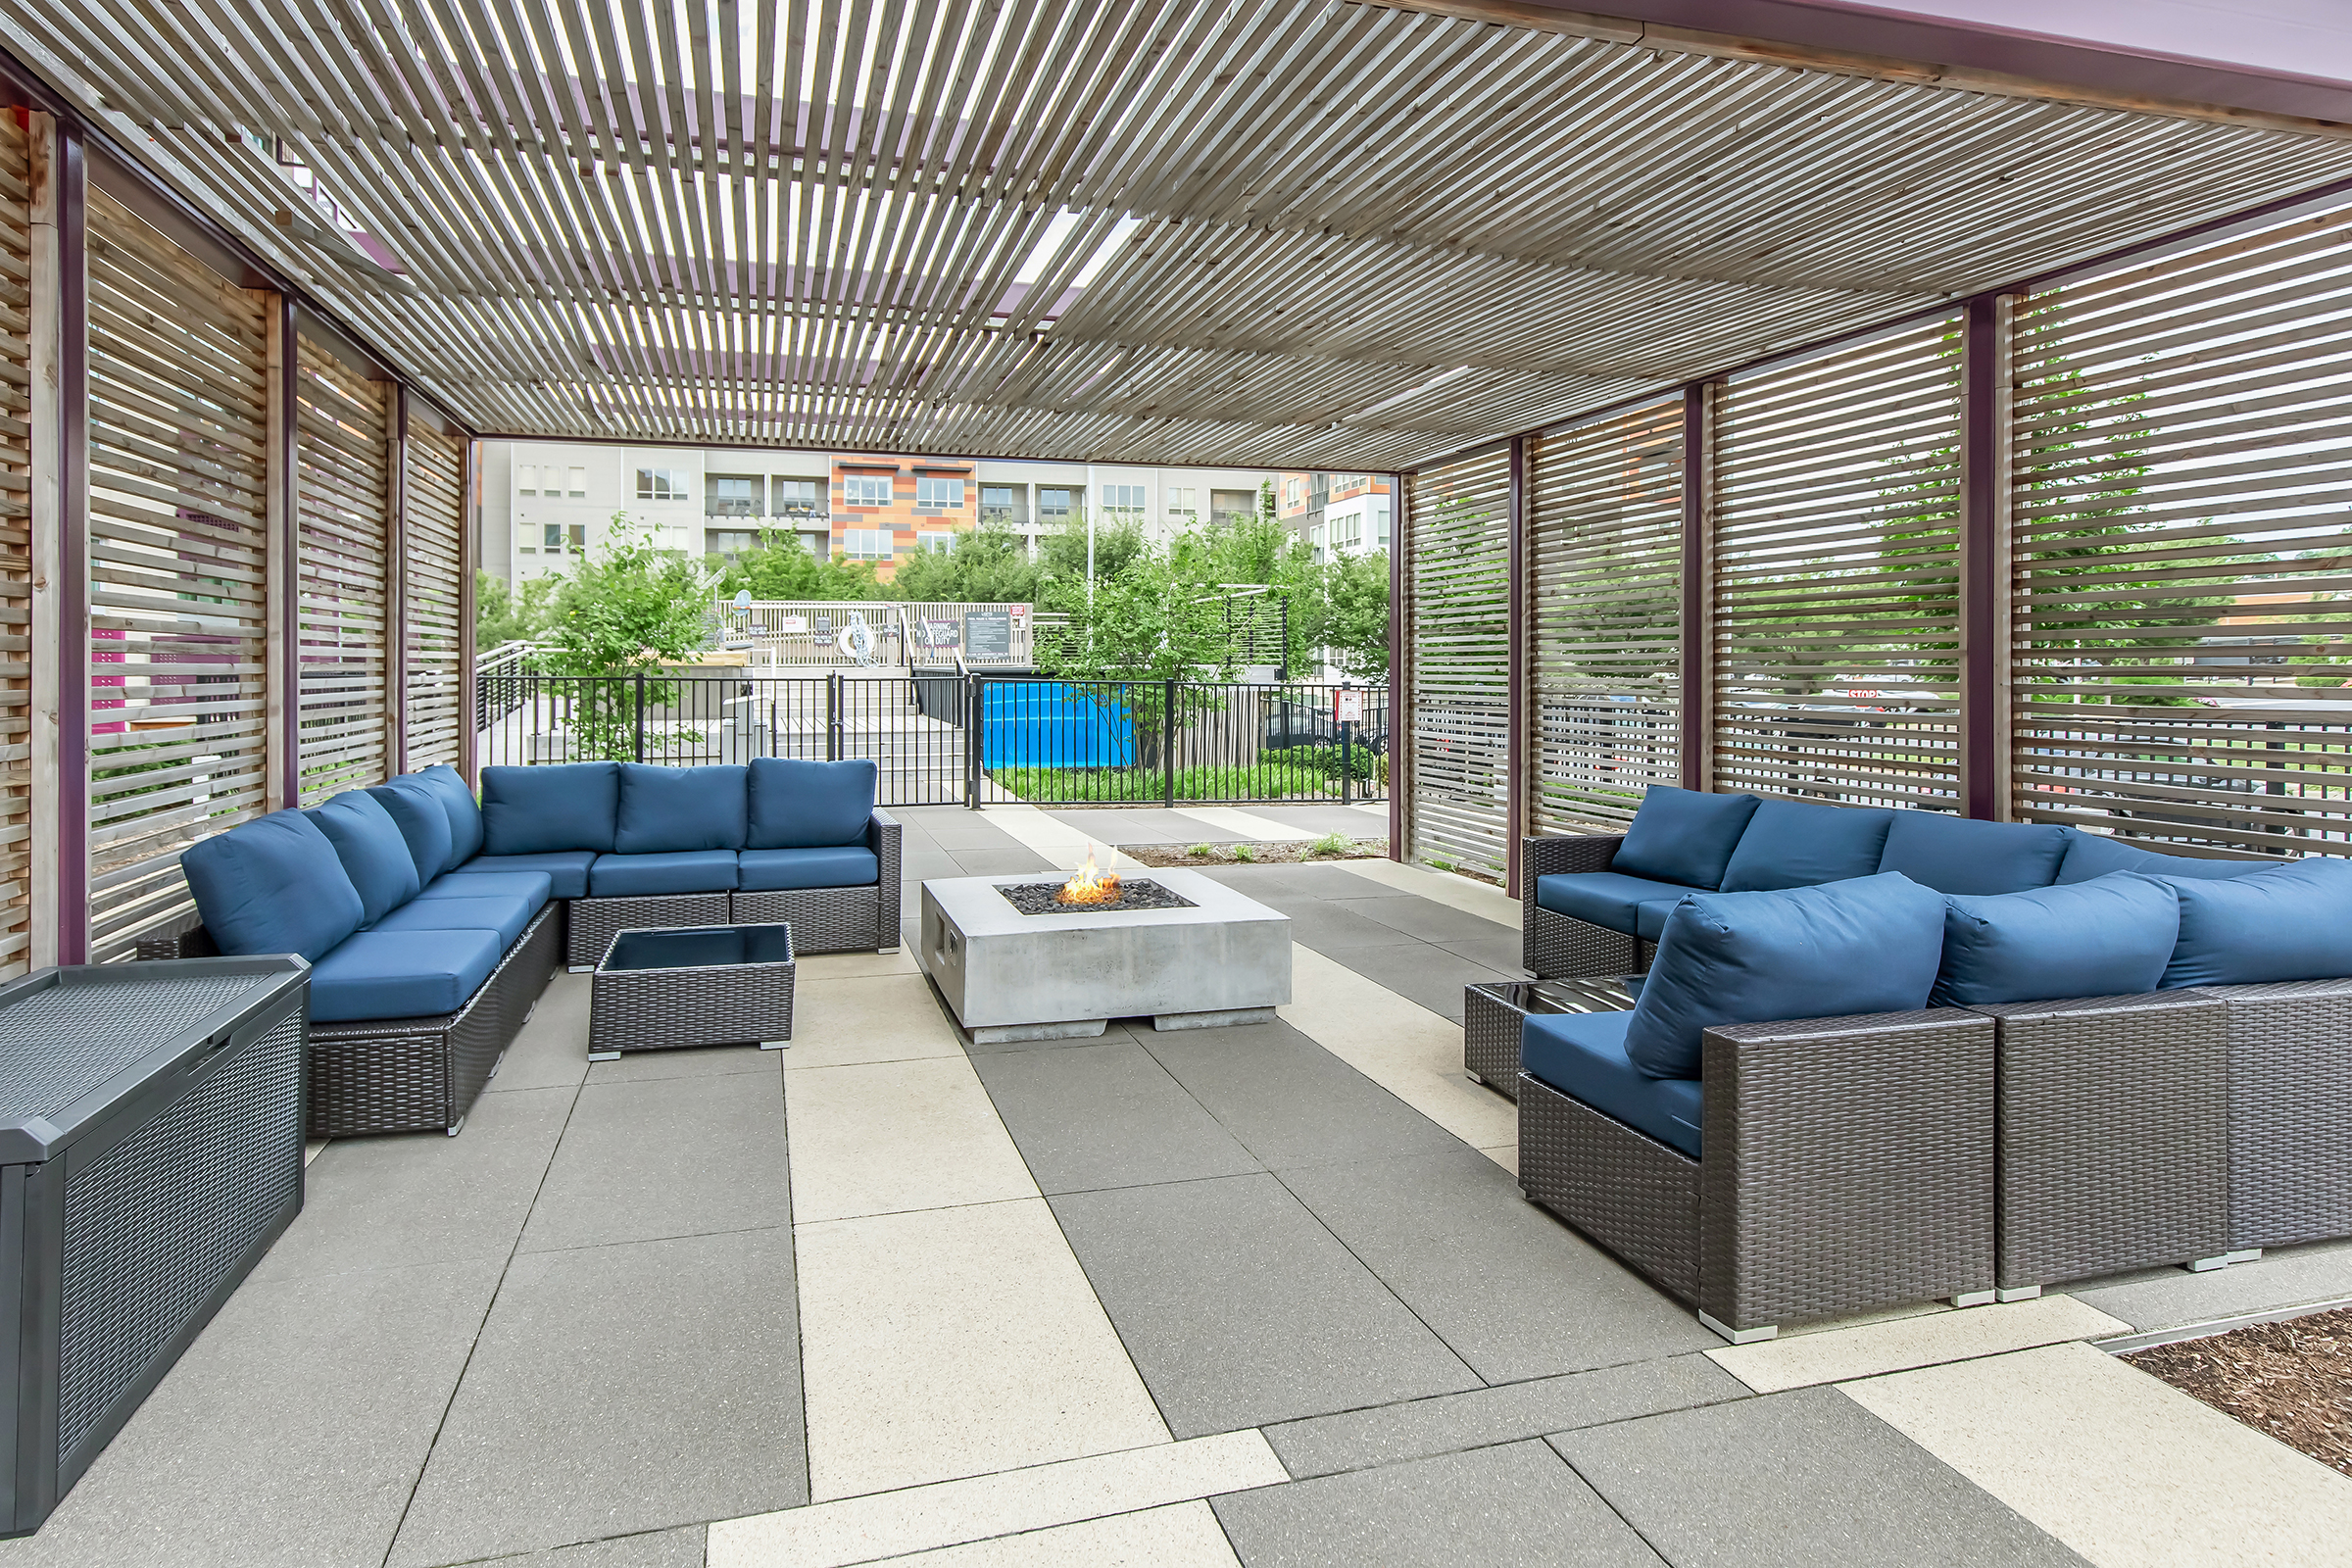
[{"x1": 1401, "y1": 196, "x2": 2352, "y2": 886}]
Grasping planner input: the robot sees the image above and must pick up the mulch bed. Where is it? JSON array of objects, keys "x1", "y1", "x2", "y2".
[
  {"x1": 1121, "y1": 838, "x2": 1388, "y2": 867},
  {"x1": 2123, "y1": 1304, "x2": 2352, "y2": 1477}
]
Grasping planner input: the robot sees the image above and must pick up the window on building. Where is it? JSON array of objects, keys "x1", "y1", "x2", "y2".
[
  {"x1": 635, "y1": 467, "x2": 688, "y2": 501},
  {"x1": 916, "y1": 531, "x2": 956, "y2": 554},
  {"x1": 1102, "y1": 483, "x2": 1145, "y2": 517},
  {"x1": 1039, "y1": 487, "x2": 1076, "y2": 521},
  {"x1": 914, "y1": 475, "x2": 964, "y2": 509},
  {"x1": 842, "y1": 474, "x2": 893, "y2": 508},
  {"x1": 517, "y1": 464, "x2": 537, "y2": 496},
  {"x1": 1283, "y1": 478, "x2": 1303, "y2": 507},
  {"x1": 706, "y1": 529, "x2": 757, "y2": 557},
  {"x1": 707, "y1": 474, "x2": 761, "y2": 517},
  {"x1": 979, "y1": 484, "x2": 1021, "y2": 524},
  {"x1": 775, "y1": 478, "x2": 820, "y2": 514},
  {"x1": 1167, "y1": 486, "x2": 1196, "y2": 519},
  {"x1": 543, "y1": 522, "x2": 564, "y2": 552},
  {"x1": 567, "y1": 523, "x2": 587, "y2": 553},
  {"x1": 1211, "y1": 488, "x2": 1254, "y2": 522},
  {"x1": 566, "y1": 466, "x2": 586, "y2": 497},
  {"x1": 841, "y1": 529, "x2": 896, "y2": 560}
]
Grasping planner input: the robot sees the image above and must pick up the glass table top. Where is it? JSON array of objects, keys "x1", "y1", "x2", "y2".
[{"x1": 601, "y1": 924, "x2": 796, "y2": 972}]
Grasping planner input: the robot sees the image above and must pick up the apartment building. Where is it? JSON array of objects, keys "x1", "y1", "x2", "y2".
[
  {"x1": 1278, "y1": 472, "x2": 1394, "y2": 563},
  {"x1": 480, "y1": 442, "x2": 1279, "y2": 583}
]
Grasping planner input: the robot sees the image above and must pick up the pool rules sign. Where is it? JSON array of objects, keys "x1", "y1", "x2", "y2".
[{"x1": 1334, "y1": 687, "x2": 1364, "y2": 725}]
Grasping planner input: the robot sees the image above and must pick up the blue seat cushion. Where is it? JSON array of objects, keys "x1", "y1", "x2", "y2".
[
  {"x1": 1534, "y1": 872, "x2": 1694, "y2": 938},
  {"x1": 447, "y1": 852, "x2": 598, "y2": 901},
  {"x1": 616, "y1": 762, "x2": 748, "y2": 854},
  {"x1": 737, "y1": 846, "x2": 880, "y2": 892},
  {"x1": 1522, "y1": 1011, "x2": 1704, "y2": 1158},
  {"x1": 1878, "y1": 811, "x2": 2068, "y2": 896},
  {"x1": 368, "y1": 889, "x2": 537, "y2": 950},
  {"x1": 1624, "y1": 872, "x2": 1946, "y2": 1079},
  {"x1": 413, "y1": 869, "x2": 552, "y2": 917},
  {"x1": 747, "y1": 758, "x2": 877, "y2": 850},
  {"x1": 414, "y1": 764, "x2": 485, "y2": 866},
  {"x1": 481, "y1": 762, "x2": 619, "y2": 856},
  {"x1": 1609, "y1": 786, "x2": 1761, "y2": 891},
  {"x1": 1933, "y1": 873, "x2": 2180, "y2": 1006},
  {"x1": 1720, "y1": 801, "x2": 1896, "y2": 892},
  {"x1": 308, "y1": 928, "x2": 503, "y2": 1023},
  {"x1": 589, "y1": 850, "x2": 740, "y2": 897},
  {"x1": 305, "y1": 791, "x2": 422, "y2": 925},
  {"x1": 181, "y1": 809, "x2": 365, "y2": 963},
  {"x1": 2150, "y1": 858, "x2": 2352, "y2": 988},
  {"x1": 367, "y1": 776, "x2": 458, "y2": 885},
  {"x1": 2054, "y1": 829, "x2": 2270, "y2": 885}
]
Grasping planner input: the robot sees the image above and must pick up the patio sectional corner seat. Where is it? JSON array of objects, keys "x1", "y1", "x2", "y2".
[
  {"x1": 470, "y1": 758, "x2": 902, "y2": 969},
  {"x1": 1507, "y1": 785, "x2": 2352, "y2": 1340}
]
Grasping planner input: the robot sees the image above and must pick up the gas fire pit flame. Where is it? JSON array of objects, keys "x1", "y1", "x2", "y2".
[{"x1": 1057, "y1": 846, "x2": 1122, "y2": 906}]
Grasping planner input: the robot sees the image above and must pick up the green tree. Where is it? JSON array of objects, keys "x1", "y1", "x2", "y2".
[
  {"x1": 474, "y1": 568, "x2": 555, "y2": 651},
  {"x1": 710, "y1": 528, "x2": 887, "y2": 601},
  {"x1": 543, "y1": 515, "x2": 717, "y2": 759},
  {"x1": 1038, "y1": 514, "x2": 1148, "y2": 582},
  {"x1": 886, "y1": 517, "x2": 1047, "y2": 602},
  {"x1": 1305, "y1": 550, "x2": 1392, "y2": 679}
]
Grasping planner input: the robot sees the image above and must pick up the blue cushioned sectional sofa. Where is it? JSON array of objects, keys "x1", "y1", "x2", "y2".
[
  {"x1": 1505, "y1": 788, "x2": 2352, "y2": 1342},
  {"x1": 140, "y1": 759, "x2": 898, "y2": 1139}
]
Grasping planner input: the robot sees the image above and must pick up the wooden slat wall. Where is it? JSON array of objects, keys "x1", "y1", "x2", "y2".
[
  {"x1": 0, "y1": 119, "x2": 30, "y2": 978},
  {"x1": 1711, "y1": 320, "x2": 1965, "y2": 808},
  {"x1": 403, "y1": 422, "x2": 466, "y2": 770},
  {"x1": 2010, "y1": 211, "x2": 2352, "y2": 855},
  {"x1": 1405, "y1": 443, "x2": 1512, "y2": 878},
  {"x1": 84, "y1": 187, "x2": 272, "y2": 960},
  {"x1": 295, "y1": 335, "x2": 391, "y2": 803},
  {"x1": 1526, "y1": 400, "x2": 1683, "y2": 834}
]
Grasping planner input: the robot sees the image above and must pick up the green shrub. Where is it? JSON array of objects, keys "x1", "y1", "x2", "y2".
[
  {"x1": 1187, "y1": 842, "x2": 1216, "y2": 858},
  {"x1": 1233, "y1": 842, "x2": 1257, "y2": 862},
  {"x1": 1307, "y1": 832, "x2": 1349, "y2": 857}
]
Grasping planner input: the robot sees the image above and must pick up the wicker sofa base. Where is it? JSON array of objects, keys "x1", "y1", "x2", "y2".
[
  {"x1": 1519, "y1": 1071, "x2": 1700, "y2": 1299},
  {"x1": 2200, "y1": 978, "x2": 2352, "y2": 1252},
  {"x1": 731, "y1": 887, "x2": 886, "y2": 955},
  {"x1": 564, "y1": 892, "x2": 730, "y2": 968},
  {"x1": 1527, "y1": 906, "x2": 1646, "y2": 981}
]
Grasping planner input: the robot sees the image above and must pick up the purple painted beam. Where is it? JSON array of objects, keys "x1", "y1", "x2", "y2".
[
  {"x1": 1678, "y1": 383, "x2": 1708, "y2": 793},
  {"x1": 1505, "y1": 436, "x2": 1528, "y2": 899}
]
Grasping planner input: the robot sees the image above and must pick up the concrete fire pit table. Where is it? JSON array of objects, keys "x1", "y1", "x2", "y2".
[{"x1": 919, "y1": 867, "x2": 1291, "y2": 1044}]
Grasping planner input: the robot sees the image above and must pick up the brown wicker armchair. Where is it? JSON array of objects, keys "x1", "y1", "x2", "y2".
[{"x1": 1521, "y1": 832, "x2": 1658, "y2": 979}]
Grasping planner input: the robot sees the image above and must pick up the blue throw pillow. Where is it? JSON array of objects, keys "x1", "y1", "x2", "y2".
[
  {"x1": 747, "y1": 758, "x2": 878, "y2": 849},
  {"x1": 615, "y1": 763, "x2": 749, "y2": 854},
  {"x1": 368, "y1": 776, "x2": 457, "y2": 885},
  {"x1": 1622, "y1": 872, "x2": 1946, "y2": 1079},
  {"x1": 2054, "y1": 828, "x2": 2271, "y2": 885},
  {"x1": 305, "y1": 791, "x2": 422, "y2": 926},
  {"x1": 1933, "y1": 873, "x2": 2179, "y2": 1006},
  {"x1": 1719, "y1": 800, "x2": 1896, "y2": 892},
  {"x1": 180, "y1": 810, "x2": 366, "y2": 962},
  {"x1": 1878, "y1": 811, "x2": 2068, "y2": 896},
  {"x1": 2152, "y1": 858, "x2": 2352, "y2": 987},
  {"x1": 480, "y1": 762, "x2": 620, "y2": 856},
  {"x1": 1609, "y1": 786, "x2": 1761, "y2": 891},
  {"x1": 414, "y1": 764, "x2": 485, "y2": 866}
]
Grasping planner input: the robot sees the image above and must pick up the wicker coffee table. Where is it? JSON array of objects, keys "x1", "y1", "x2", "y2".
[
  {"x1": 1464, "y1": 978, "x2": 1606, "y2": 1102},
  {"x1": 588, "y1": 923, "x2": 797, "y2": 1059}
]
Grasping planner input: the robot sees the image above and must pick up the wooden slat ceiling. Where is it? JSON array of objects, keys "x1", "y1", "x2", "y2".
[{"x1": 14, "y1": 0, "x2": 2352, "y2": 467}]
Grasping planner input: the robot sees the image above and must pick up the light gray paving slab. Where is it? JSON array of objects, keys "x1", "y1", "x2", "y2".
[
  {"x1": 250, "y1": 1086, "x2": 574, "y2": 1283},
  {"x1": 1211, "y1": 1442, "x2": 1662, "y2": 1568},
  {"x1": 902, "y1": 850, "x2": 964, "y2": 885},
  {"x1": 1048, "y1": 808, "x2": 1244, "y2": 844},
  {"x1": 519, "y1": 1070, "x2": 789, "y2": 1252},
  {"x1": 486, "y1": 972, "x2": 593, "y2": 1093},
  {"x1": 971, "y1": 1039, "x2": 1261, "y2": 1193},
  {"x1": 922, "y1": 821, "x2": 1035, "y2": 851},
  {"x1": 388, "y1": 1228, "x2": 806, "y2": 1567},
  {"x1": 1278, "y1": 1149, "x2": 1722, "y2": 1382},
  {"x1": 1237, "y1": 805, "x2": 1396, "y2": 839},
  {"x1": 948, "y1": 847, "x2": 1060, "y2": 876},
  {"x1": 1322, "y1": 942, "x2": 1513, "y2": 1023},
  {"x1": 0, "y1": 1260, "x2": 501, "y2": 1568},
  {"x1": 1262, "y1": 1353, "x2": 1747, "y2": 1480},
  {"x1": 1323, "y1": 893, "x2": 1513, "y2": 943},
  {"x1": 2064, "y1": 1238, "x2": 2352, "y2": 1332},
  {"x1": 1139, "y1": 1019, "x2": 1463, "y2": 1170},
  {"x1": 470, "y1": 1527, "x2": 706, "y2": 1567},
  {"x1": 1050, "y1": 1173, "x2": 1479, "y2": 1437},
  {"x1": 583, "y1": 1042, "x2": 779, "y2": 1084},
  {"x1": 1551, "y1": 1386, "x2": 2089, "y2": 1568}
]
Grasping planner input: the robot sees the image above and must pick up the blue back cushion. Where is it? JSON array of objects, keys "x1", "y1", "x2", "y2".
[
  {"x1": 615, "y1": 763, "x2": 749, "y2": 854},
  {"x1": 1878, "y1": 812, "x2": 2068, "y2": 896},
  {"x1": 2054, "y1": 829, "x2": 2270, "y2": 885},
  {"x1": 1719, "y1": 801, "x2": 1896, "y2": 893},
  {"x1": 481, "y1": 762, "x2": 620, "y2": 856},
  {"x1": 181, "y1": 809, "x2": 366, "y2": 962},
  {"x1": 1933, "y1": 874, "x2": 2179, "y2": 1006},
  {"x1": 306, "y1": 791, "x2": 422, "y2": 926},
  {"x1": 415, "y1": 764, "x2": 485, "y2": 866},
  {"x1": 748, "y1": 758, "x2": 878, "y2": 849},
  {"x1": 367, "y1": 776, "x2": 457, "y2": 885},
  {"x1": 2153, "y1": 858, "x2": 2352, "y2": 988},
  {"x1": 1623, "y1": 872, "x2": 1946, "y2": 1079},
  {"x1": 1609, "y1": 786, "x2": 1761, "y2": 891}
]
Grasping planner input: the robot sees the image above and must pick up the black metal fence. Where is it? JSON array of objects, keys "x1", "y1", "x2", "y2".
[{"x1": 475, "y1": 671, "x2": 1388, "y2": 809}]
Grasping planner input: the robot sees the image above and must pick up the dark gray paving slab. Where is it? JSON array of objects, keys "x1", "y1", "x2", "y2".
[
  {"x1": 1140, "y1": 1019, "x2": 1463, "y2": 1170},
  {"x1": 972, "y1": 1039, "x2": 1260, "y2": 1193},
  {"x1": 1193, "y1": 862, "x2": 1395, "y2": 900},
  {"x1": 1051, "y1": 1173, "x2": 1479, "y2": 1436},
  {"x1": 900, "y1": 849, "x2": 963, "y2": 884},
  {"x1": 948, "y1": 847, "x2": 1059, "y2": 876},
  {"x1": 1212, "y1": 1442, "x2": 1662, "y2": 1568},
  {"x1": 0, "y1": 1260, "x2": 501, "y2": 1568},
  {"x1": 583, "y1": 1043, "x2": 778, "y2": 1085},
  {"x1": 1552, "y1": 1387, "x2": 2089, "y2": 1568},
  {"x1": 921, "y1": 819, "x2": 1033, "y2": 850},
  {"x1": 1279, "y1": 1149, "x2": 1721, "y2": 1382},
  {"x1": 1323, "y1": 942, "x2": 1513, "y2": 1023},
  {"x1": 1240, "y1": 804, "x2": 1396, "y2": 839},
  {"x1": 1324, "y1": 893, "x2": 1514, "y2": 943},
  {"x1": 1264, "y1": 1354, "x2": 1746, "y2": 1480},
  {"x1": 252, "y1": 1086, "x2": 574, "y2": 1283},
  {"x1": 1435, "y1": 933, "x2": 1533, "y2": 976},
  {"x1": 471, "y1": 1527, "x2": 705, "y2": 1567},
  {"x1": 387, "y1": 1228, "x2": 806, "y2": 1567},
  {"x1": 2066, "y1": 1238, "x2": 2352, "y2": 1332},
  {"x1": 1049, "y1": 807, "x2": 1245, "y2": 844},
  {"x1": 958, "y1": 1014, "x2": 1153, "y2": 1056},
  {"x1": 519, "y1": 1070, "x2": 788, "y2": 1252},
  {"x1": 486, "y1": 973, "x2": 592, "y2": 1093},
  {"x1": 1250, "y1": 897, "x2": 1424, "y2": 953}
]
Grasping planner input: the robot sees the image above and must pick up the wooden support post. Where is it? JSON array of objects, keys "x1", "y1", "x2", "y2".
[
  {"x1": 25, "y1": 112, "x2": 70, "y2": 968},
  {"x1": 1678, "y1": 383, "x2": 1712, "y2": 792},
  {"x1": 1505, "y1": 436, "x2": 1527, "y2": 899},
  {"x1": 266, "y1": 296, "x2": 296, "y2": 811},
  {"x1": 459, "y1": 435, "x2": 479, "y2": 784},
  {"x1": 1388, "y1": 471, "x2": 1407, "y2": 862},
  {"x1": 1959, "y1": 294, "x2": 2011, "y2": 821},
  {"x1": 387, "y1": 382, "x2": 408, "y2": 777}
]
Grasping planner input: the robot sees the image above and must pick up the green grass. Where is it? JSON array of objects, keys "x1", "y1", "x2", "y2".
[
  {"x1": 1306, "y1": 832, "x2": 1350, "y2": 857},
  {"x1": 1186, "y1": 842, "x2": 1216, "y2": 858},
  {"x1": 1232, "y1": 842, "x2": 1257, "y2": 862},
  {"x1": 988, "y1": 760, "x2": 1343, "y2": 804}
]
